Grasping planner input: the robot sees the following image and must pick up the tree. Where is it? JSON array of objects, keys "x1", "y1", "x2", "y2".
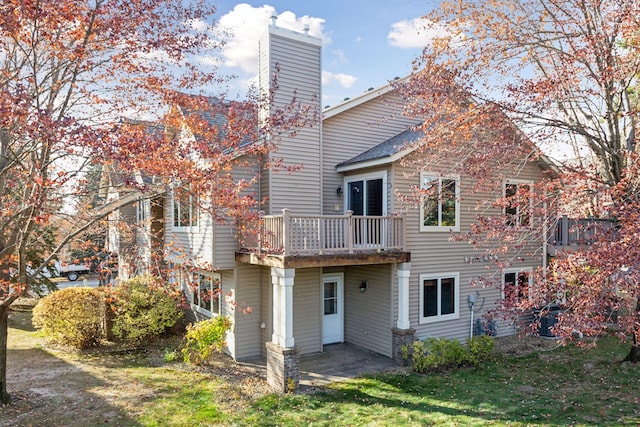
[
  {"x1": 399, "y1": 0, "x2": 640, "y2": 360},
  {"x1": 0, "y1": 0, "x2": 312, "y2": 403}
]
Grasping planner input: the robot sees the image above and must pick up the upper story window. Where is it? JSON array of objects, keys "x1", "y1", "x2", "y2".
[
  {"x1": 172, "y1": 186, "x2": 198, "y2": 229},
  {"x1": 136, "y1": 198, "x2": 150, "y2": 227},
  {"x1": 419, "y1": 272, "x2": 460, "y2": 324},
  {"x1": 344, "y1": 171, "x2": 387, "y2": 216},
  {"x1": 504, "y1": 179, "x2": 533, "y2": 227},
  {"x1": 503, "y1": 268, "x2": 532, "y2": 302},
  {"x1": 420, "y1": 173, "x2": 460, "y2": 232}
]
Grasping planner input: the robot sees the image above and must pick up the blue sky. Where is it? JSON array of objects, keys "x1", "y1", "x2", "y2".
[{"x1": 208, "y1": 1, "x2": 436, "y2": 107}]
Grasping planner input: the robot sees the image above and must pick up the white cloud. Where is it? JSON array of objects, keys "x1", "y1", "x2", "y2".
[
  {"x1": 332, "y1": 49, "x2": 348, "y2": 65},
  {"x1": 215, "y1": 4, "x2": 331, "y2": 74},
  {"x1": 322, "y1": 70, "x2": 357, "y2": 88},
  {"x1": 387, "y1": 17, "x2": 449, "y2": 49}
]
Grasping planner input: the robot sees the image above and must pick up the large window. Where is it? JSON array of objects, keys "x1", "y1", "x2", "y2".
[
  {"x1": 504, "y1": 180, "x2": 533, "y2": 227},
  {"x1": 503, "y1": 268, "x2": 531, "y2": 302},
  {"x1": 419, "y1": 273, "x2": 460, "y2": 323},
  {"x1": 172, "y1": 186, "x2": 198, "y2": 228},
  {"x1": 192, "y1": 272, "x2": 221, "y2": 316},
  {"x1": 420, "y1": 173, "x2": 460, "y2": 232}
]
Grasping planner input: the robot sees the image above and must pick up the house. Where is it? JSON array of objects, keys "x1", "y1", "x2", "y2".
[
  {"x1": 101, "y1": 122, "x2": 167, "y2": 282},
  {"x1": 162, "y1": 21, "x2": 557, "y2": 392}
]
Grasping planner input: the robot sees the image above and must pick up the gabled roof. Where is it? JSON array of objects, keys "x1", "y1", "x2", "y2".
[
  {"x1": 331, "y1": 87, "x2": 561, "y2": 176},
  {"x1": 323, "y1": 77, "x2": 407, "y2": 119},
  {"x1": 336, "y1": 129, "x2": 423, "y2": 172},
  {"x1": 172, "y1": 94, "x2": 259, "y2": 156}
]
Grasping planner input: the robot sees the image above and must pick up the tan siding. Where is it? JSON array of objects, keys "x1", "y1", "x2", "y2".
[
  {"x1": 392, "y1": 153, "x2": 547, "y2": 342},
  {"x1": 232, "y1": 265, "x2": 264, "y2": 359},
  {"x1": 344, "y1": 264, "x2": 393, "y2": 357},
  {"x1": 322, "y1": 92, "x2": 417, "y2": 215},
  {"x1": 260, "y1": 267, "x2": 272, "y2": 356},
  {"x1": 164, "y1": 191, "x2": 214, "y2": 268},
  {"x1": 292, "y1": 268, "x2": 322, "y2": 354},
  {"x1": 261, "y1": 29, "x2": 322, "y2": 216},
  {"x1": 219, "y1": 270, "x2": 236, "y2": 356},
  {"x1": 213, "y1": 157, "x2": 259, "y2": 269}
]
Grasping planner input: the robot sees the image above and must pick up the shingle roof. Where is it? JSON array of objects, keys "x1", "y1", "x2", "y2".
[{"x1": 336, "y1": 128, "x2": 423, "y2": 168}]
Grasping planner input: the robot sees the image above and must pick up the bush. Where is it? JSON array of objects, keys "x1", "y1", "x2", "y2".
[
  {"x1": 410, "y1": 336, "x2": 495, "y2": 373},
  {"x1": 182, "y1": 316, "x2": 232, "y2": 365},
  {"x1": 107, "y1": 275, "x2": 183, "y2": 345},
  {"x1": 32, "y1": 287, "x2": 104, "y2": 349},
  {"x1": 468, "y1": 335, "x2": 495, "y2": 365}
]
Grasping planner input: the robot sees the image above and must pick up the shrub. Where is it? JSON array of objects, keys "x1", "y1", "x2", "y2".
[
  {"x1": 468, "y1": 335, "x2": 495, "y2": 365},
  {"x1": 32, "y1": 287, "x2": 104, "y2": 349},
  {"x1": 107, "y1": 275, "x2": 183, "y2": 345},
  {"x1": 410, "y1": 336, "x2": 495, "y2": 373},
  {"x1": 182, "y1": 316, "x2": 232, "y2": 365}
]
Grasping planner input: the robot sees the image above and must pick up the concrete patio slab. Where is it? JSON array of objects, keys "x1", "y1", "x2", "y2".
[{"x1": 299, "y1": 343, "x2": 401, "y2": 388}]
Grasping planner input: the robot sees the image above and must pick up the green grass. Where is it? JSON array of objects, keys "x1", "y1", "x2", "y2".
[
  {"x1": 6, "y1": 307, "x2": 640, "y2": 426},
  {"x1": 234, "y1": 339, "x2": 639, "y2": 426}
]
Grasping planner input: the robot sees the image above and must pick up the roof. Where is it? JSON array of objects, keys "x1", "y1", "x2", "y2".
[
  {"x1": 336, "y1": 128, "x2": 423, "y2": 170},
  {"x1": 323, "y1": 77, "x2": 407, "y2": 119},
  {"x1": 174, "y1": 94, "x2": 258, "y2": 155}
]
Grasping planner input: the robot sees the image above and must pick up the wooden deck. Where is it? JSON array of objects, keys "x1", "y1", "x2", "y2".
[
  {"x1": 236, "y1": 209, "x2": 410, "y2": 268},
  {"x1": 548, "y1": 216, "x2": 615, "y2": 255}
]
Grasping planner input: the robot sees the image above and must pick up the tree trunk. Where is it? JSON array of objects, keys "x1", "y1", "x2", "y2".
[
  {"x1": 622, "y1": 298, "x2": 640, "y2": 363},
  {"x1": 0, "y1": 304, "x2": 10, "y2": 404},
  {"x1": 623, "y1": 344, "x2": 640, "y2": 363}
]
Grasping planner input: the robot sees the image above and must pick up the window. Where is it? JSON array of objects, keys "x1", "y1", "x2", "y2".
[
  {"x1": 345, "y1": 172, "x2": 386, "y2": 216},
  {"x1": 172, "y1": 186, "x2": 198, "y2": 228},
  {"x1": 503, "y1": 268, "x2": 531, "y2": 302},
  {"x1": 419, "y1": 273, "x2": 460, "y2": 323},
  {"x1": 136, "y1": 198, "x2": 150, "y2": 226},
  {"x1": 504, "y1": 180, "x2": 532, "y2": 227},
  {"x1": 191, "y1": 272, "x2": 221, "y2": 316},
  {"x1": 420, "y1": 173, "x2": 460, "y2": 231}
]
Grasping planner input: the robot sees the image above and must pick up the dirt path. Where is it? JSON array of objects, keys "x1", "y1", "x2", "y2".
[
  {"x1": 2, "y1": 305, "x2": 272, "y2": 426},
  {"x1": 2, "y1": 308, "x2": 142, "y2": 426}
]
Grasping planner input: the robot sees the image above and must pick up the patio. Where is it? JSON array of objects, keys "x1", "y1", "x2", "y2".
[{"x1": 239, "y1": 343, "x2": 402, "y2": 392}]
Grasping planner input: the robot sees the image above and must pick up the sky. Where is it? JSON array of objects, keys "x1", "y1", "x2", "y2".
[{"x1": 208, "y1": 1, "x2": 438, "y2": 107}]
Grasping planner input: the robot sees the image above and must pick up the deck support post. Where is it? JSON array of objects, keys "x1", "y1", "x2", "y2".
[
  {"x1": 396, "y1": 262, "x2": 411, "y2": 329},
  {"x1": 393, "y1": 262, "x2": 415, "y2": 365},
  {"x1": 268, "y1": 267, "x2": 299, "y2": 392}
]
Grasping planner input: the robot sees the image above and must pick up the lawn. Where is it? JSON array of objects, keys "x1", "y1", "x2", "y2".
[{"x1": 2, "y1": 306, "x2": 639, "y2": 426}]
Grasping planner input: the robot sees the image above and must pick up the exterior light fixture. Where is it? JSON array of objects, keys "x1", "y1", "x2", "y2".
[{"x1": 359, "y1": 280, "x2": 368, "y2": 292}]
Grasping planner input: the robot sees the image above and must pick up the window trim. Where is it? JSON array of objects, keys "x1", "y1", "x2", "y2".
[
  {"x1": 502, "y1": 267, "x2": 533, "y2": 302},
  {"x1": 503, "y1": 179, "x2": 533, "y2": 228},
  {"x1": 343, "y1": 170, "x2": 387, "y2": 215},
  {"x1": 419, "y1": 173, "x2": 460, "y2": 232},
  {"x1": 419, "y1": 272, "x2": 460, "y2": 324},
  {"x1": 136, "y1": 198, "x2": 150, "y2": 229},
  {"x1": 171, "y1": 185, "x2": 199, "y2": 230},
  {"x1": 191, "y1": 271, "x2": 222, "y2": 317}
]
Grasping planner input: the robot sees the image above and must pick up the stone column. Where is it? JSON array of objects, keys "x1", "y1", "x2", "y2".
[{"x1": 392, "y1": 327, "x2": 416, "y2": 366}]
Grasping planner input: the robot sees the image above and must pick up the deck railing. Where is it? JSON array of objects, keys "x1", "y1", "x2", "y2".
[
  {"x1": 245, "y1": 209, "x2": 406, "y2": 256},
  {"x1": 550, "y1": 216, "x2": 615, "y2": 247}
]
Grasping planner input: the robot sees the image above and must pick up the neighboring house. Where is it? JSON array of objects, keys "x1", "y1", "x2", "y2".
[
  {"x1": 103, "y1": 158, "x2": 166, "y2": 281},
  {"x1": 161, "y1": 22, "x2": 558, "y2": 392}
]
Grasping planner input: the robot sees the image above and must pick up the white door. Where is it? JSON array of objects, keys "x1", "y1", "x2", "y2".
[{"x1": 322, "y1": 274, "x2": 344, "y2": 344}]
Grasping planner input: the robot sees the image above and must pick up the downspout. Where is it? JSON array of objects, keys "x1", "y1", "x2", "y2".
[{"x1": 542, "y1": 191, "x2": 548, "y2": 276}]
